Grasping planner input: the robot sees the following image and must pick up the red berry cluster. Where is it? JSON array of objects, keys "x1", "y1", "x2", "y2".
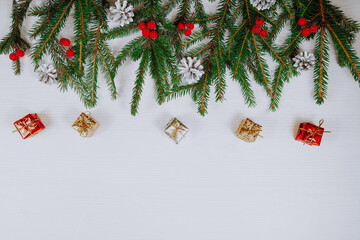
[
  {"x1": 251, "y1": 18, "x2": 267, "y2": 38},
  {"x1": 177, "y1": 22, "x2": 194, "y2": 36},
  {"x1": 138, "y1": 21, "x2": 158, "y2": 39},
  {"x1": 60, "y1": 38, "x2": 75, "y2": 57},
  {"x1": 9, "y1": 49, "x2": 25, "y2": 61},
  {"x1": 297, "y1": 18, "x2": 318, "y2": 37}
]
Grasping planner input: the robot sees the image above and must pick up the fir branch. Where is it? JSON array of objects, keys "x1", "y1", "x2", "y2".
[
  {"x1": 131, "y1": 42, "x2": 150, "y2": 115},
  {"x1": 0, "y1": 0, "x2": 32, "y2": 74},
  {"x1": 50, "y1": 43, "x2": 89, "y2": 106},
  {"x1": 270, "y1": 63, "x2": 290, "y2": 110},
  {"x1": 196, "y1": 50, "x2": 213, "y2": 115},
  {"x1": 163, "y1": 83, "x2": 200, "y2": 101},
  {"x1": 90, "y1": 0, "x2": 108, "y2": 27},
  {"x1": 181, "y1": 30, "x2": 216, "y2": 48},
  {"x1": 233, "y1": 29, "x2": 250, "y2": 78},
  {"x1": 212, "y1": 45, "x2": 226, "y2": 101},
  {"x1": 327, "y1": 22, "x2": 360, "y2": 82},
  {"x1": 227, "y1": 20, "x2": 248, "y2": 54},
  {"x1": 251, "y1": 33, "x2": 272, "y2": 97},
  {"x1": 32, "y1": 0, "x2": 73, "y2": 62},
  {"x1": 103, "y1": 24, "x2": 138, "y2": 40},
  {"x1": 313, "y1": 25, "x2": 329, "y2": 104}
]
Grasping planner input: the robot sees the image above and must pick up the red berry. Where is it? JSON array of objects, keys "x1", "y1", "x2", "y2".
[
  {"x1": 301, "y1": 28, "x2": 311, "y2": 37},
  {"x1": 309, "y1": 24, "x2": 318, "y2": 33},
  {"x1": 147, "y1": 21, "x2": 156, "y2": 30},
  {"x1": 60, "y1": 38, "x2": 71, "y2": 47},
  {"x1": 177, "y1": 22, "x2": 185, "y2": 30},
  {"x1": 138, "y1": 22, "x2": 146, "y2": 30},
  {"x1": 184, "y1": 29, "x2": 192, "y2": 36},
  {"x1": 297, "y1": 18, "x2": 307, "y2": 27},
  {"x1": 142, "y1": 28, "x2": 150, "y2": 37},
  {"x1": 259, "y1": 29, "x2": 268, "y2": 37},
  {"x1": 15, "y1": 49, "x2": 25, "y2": 57},
  {"x1": 9, "y1": 53, "x2": 18, "y2": 61},
  {"x1": 66, "y1": 49, "x2": 75, "y2": 57},
  {"x1": 251, "y1": 25, "x2": 261, "y2": 33},
  {"x1": 186, "y1": 22, "x2": 194, "y2": 30},
  {"x1": 149, "y1": 31, "x2": 158, "y2": 39},
  {"x1": 255, "y1": 18, "x2": 264, "y2": 26}
]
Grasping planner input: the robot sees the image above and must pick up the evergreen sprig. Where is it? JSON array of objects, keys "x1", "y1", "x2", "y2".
[
  {"x1": 0, "y1": 0, "x2": 33, "y2": 75},
  {"x1": 270, "y1": 0, "x2": 360, "y2": 110},
  {"x1": 0, "y1": 0, "x2": 359, "y2": 115}
]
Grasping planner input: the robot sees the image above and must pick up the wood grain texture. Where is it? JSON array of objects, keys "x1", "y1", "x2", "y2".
[{"x1": 0, "y1": 1, "x2": 359, "y2": 240}]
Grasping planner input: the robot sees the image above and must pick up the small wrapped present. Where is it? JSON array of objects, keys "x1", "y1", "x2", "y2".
[
  {"x1": 295, "y1": 119, "x2": 330, "y2": 146},
  {"x1": 165, "y1": 117, "x2": 188, "y2": 144},
  {"x1": 13, "y1": 113, "x2": 45, "y2": 139},
  {"x1": 72, "y1": 112, "x2": 100, "y2": 137},
  {"x1": 235, "y1": 118, "x2": 262, "y2": 143}
]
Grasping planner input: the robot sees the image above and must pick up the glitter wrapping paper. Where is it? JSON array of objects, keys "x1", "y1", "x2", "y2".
[
  {"x1": 164, "y1": 118, "x2": 188, "y2": 144},
  {"x1": 72, "y1": 112, "x2": 100, "y2": 137},
  {"x1": 13, "y1": 113, "x2": 45, "y2": 139},
  {"x1": 235, "y1": 118, "x2": 262, "y2": 143}
]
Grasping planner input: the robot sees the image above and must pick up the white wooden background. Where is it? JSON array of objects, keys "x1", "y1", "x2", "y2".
[{"x1": 0, "y1": 1, "x2": 360, "y2": 240}]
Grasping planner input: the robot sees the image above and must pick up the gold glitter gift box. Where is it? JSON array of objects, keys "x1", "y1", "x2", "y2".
[
  {"x1": 72, "y1": 112, "x2": 100, "y2": 137},
  {"x1": 235, "y1": 118, "x2": 262, "y2": 143},
  {"x1": 164, "y1": 117, "x2": 188, "y2": 144}
]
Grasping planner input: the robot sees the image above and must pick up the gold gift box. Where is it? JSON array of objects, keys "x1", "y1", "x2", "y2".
[
  {"x1": 165, "y1": 117, "x2": 188, "y2": 144},
  {"x1": 235, "y1": 118, "x2": 262, "y2": 143},
  {"x1": 72, "y1": 112, "x2": 100, "y2": 137}
]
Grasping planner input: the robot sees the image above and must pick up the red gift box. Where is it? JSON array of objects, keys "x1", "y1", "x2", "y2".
[
  {"x1": 13, "y1": 113, "x2": 45, "y2": 139},
  {"x1": 295, "y1": 119, "x2": 329, "y2": 146}
]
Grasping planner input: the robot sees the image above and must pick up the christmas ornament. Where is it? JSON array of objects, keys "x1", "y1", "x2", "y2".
[
  {"x1": 15, "y1": 49, "x2": 25, "y2": 57},
  {"x1": 295, "y1": 120, "x2": 330, "y2": 146},
  {"x1": 13, "y1": 113, "x2": 45, "y2": 139},
  {"x1": 252, "y1": 25, "x2": 261, "y2": 33},
  {"x1": 255, "y1": 18, "x2": 264, "y2": 26},
  {"x1": 72, "y1": 112, "x2": 100, "y2": 138},
  {"x1": 177, "y1": 22, "x2": 185, "y2": 30},
  {"x1": 292, "y1": 51, "x2": 316, "y2": 71},
  {"x1": 109, "y1": 0, "x2": 134, "y2": 27},
  {"x1": 9, "y1": 53, "x2": 17, "y2": 61},
  {"x1": 164, "y1": 118, "x2": 188, "y2": 144},
  {"x1": 149, "y1": 31, "x2": 158, "y2": 39},
  {"x1": 235, "y1": 118, "x2": 262, "y2": 143},
  {"x1": 178, "y1": 57, "x2": 204, "y2": 84},
  {"x1": 249, "y1": 0, "x2": 276, "y2": 11},
  {"x1": 147, "y1": 21, "x2": 156, "y2": 29},
  {"x1": 297, "y1": 18, "x2": 307, "y2": 26},
  {"x1": 60, "y1": 38, "x2": 71, "y2": 47},
  {"x1": 37, "y1": 64, "x2": 58, "y2": 84},
  {"x1": 66, "y1": 49, "x2": 75, "y2": 57}
]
